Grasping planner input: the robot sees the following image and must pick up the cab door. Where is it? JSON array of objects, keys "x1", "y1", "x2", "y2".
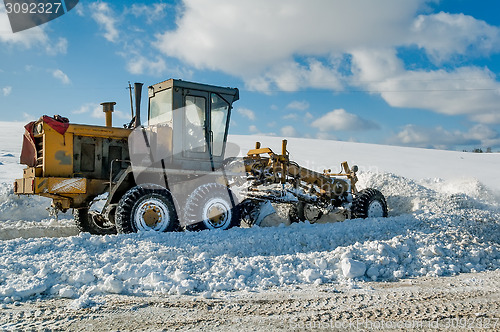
[
  {"x1": 208, "y1": 93, "x2": 231, "y2": 166},
  {"x1": 181, "y1": 90, "x2": 211, "y2": 167},
  {"x1": 179, "y1": 90, "x2": 231, "y2": 171}
]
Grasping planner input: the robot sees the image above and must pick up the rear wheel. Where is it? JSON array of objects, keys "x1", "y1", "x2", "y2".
[
  {"x1": 74, "y1": 208, "x2": 117, "y2": 235},
  {"x1": 115, "y1": 184, "x2": 178, "y2": 233},
  {"x1": 184, "y1": 183, "x2": 240, "y2": 231},
  {"x1": 351, "y1": 188, "x2": 388, "y2": 219}
]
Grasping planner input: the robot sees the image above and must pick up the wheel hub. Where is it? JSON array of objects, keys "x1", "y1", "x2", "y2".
[
  {"x1": 304, "y1": 204, "x2": 322, "y2": 223},
  {"x1": 367, "y1": 201, "x2": 384, "y2": 218},
  {"x1": 203, "y1": 198, "x2": 231, "y2": 229},
  {"x1": 207, "y1": 206, "x2": 225, "y2": 226},
  {"x1": 134, "y1": 197, "x2": 170, "y2": 232},
  {"x1": 142, "y1": 205, "x2": 161, "y2": 227}
]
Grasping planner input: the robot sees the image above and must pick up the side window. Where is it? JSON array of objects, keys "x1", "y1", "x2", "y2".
[
  {"x1": 149, "y1": 89, "x2": 173, "y2": 125},
  {"x1": 184, "y1": 95, "x2": 207, "y2": 153},
  {"x1": 211, "y1": 94, "x2": 229, "y2": 156}
]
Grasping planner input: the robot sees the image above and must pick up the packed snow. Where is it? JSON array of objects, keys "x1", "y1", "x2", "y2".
[{"x1": 0, "y1": 122, "x2": 499, "y2": 308}]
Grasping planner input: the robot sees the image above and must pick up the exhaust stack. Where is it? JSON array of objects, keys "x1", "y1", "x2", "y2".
[
  {"x1": 134, "y1": 82, "x2": 144, "y2": 127},
  {"x1": 101, "y1": 102, "x2": 116, "y2": 127}
]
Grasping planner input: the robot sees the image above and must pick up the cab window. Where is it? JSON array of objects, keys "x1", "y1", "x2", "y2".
[
  {"x1": 149, "y1": 89, "x2": 173, "y2": 125},
  {"x1": 184, "y1": 95, "x2": 207, "y2": 153},
  {"x1": 211, "y1": 94, "x2": 229, "y2": 156}
]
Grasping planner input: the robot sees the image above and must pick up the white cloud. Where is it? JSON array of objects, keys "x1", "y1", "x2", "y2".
[
  {"x1": 129, "y1": 3, "x2": 167, "y2": 24},
  {"x1": 153, "y1": 1, "x2": 500, "y2": 127},
  {"x1": 0, "y1": 4, "x2": 65, "y2": 54},
  {"x1": 72, "y1": 103, "x2": 97, "y2": 115},
  {"x1": 155, "y1": 0, "x2": 421, "y2": 77},
  {"x1": 280, "y1": 125, "x2": 299, "y2": 137},
  {"x1": 248, "y1": 124, "x2": 276, "y2": 136},
  {"x1": 283, "y1": 112, "x2": 314, "y2": 121},
  {"x1": 2, "y1": 86, "x2": 12, "y2": 96},
  {"x1": 282, "y1": 113, "x2": 298, "y2": 120},
  {"x1": 390, "y1": 124, "x2": 500, "y2": 149},
  {"x1": 52, "y1": 69, "x2": 71, "y2": 84},
  {"x1": 46, "y1": 37, "x2": 68, "y2": 55},
  {"x1": 237, "y1": 108, "x2": 255, "y2": 121},
  {"x1": 126, "y1": 55, "x2": 167, "y2": 75},
  {"x1": 0, "y1": 5, "x2": 46, "y2": 46},
  {"x1": 350, "y1": 48, "x2": 500, "y2": 123},
  {"x1": 410, "y1": 12, "x2": 500, "y2": 63},
  {"x1": 246, "y1": 59, "x2": 343, "y2": 92},
  {"x1": 73, "y1": 103, "x2": 129, "y2": 122},
  {"x1": 75, "y1": 3, "x2": 85, "y2": 16},
  {"x1": 90, "y1": 2, "x2": 119, "y2": 42},
  {"x1": 248, "y1": 125, "x2": 259, "y2": 133},
  {"x1": 286, "y1": 100, "x2": 309, "y2": 111},
  {"x1": 311, "y1": 109, "x2": 379, "y2": 132},
  {"x1": 91, "y1": 104, "x2": 129, "y2": 120},
  {"x1": 22, "y1": 112, "x2": 34, "y2": 121},
  {"x1": 92, "y1": 105, "x2": 105, "y2": 119},
  {"x1": 157, "y1": 2, "x2": 500, "y2": 78}
]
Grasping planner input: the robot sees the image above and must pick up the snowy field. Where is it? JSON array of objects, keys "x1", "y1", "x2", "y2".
[{"x1": 0, "y1": 121, "x2": 499, "y2": 313}]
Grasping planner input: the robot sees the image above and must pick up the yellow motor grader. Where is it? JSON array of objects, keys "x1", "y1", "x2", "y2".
[{"x1": 14, "y1": 79, "x2": 387, "y2": 235}]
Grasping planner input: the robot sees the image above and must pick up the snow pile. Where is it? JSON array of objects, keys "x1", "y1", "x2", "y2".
[
  {"x1": 1, "y1": 123, "x2": 499, "y2": 306},
  {"x1": 0, "y1": 183, "x2": 75, "y2": 240},
  {"x1": 0, "y1": 183, "x2": 53, "y2": 222},
  {"x1": 0, "y1": 122, "x2": 25, "y2": 185},
  {"x1": 0, "y1": 172, "x2": 498, "y2": 306}
]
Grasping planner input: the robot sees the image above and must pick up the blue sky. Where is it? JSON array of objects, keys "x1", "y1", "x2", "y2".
[{"x1": 1, "y1": 0, "x2": 500, "y2": 151}]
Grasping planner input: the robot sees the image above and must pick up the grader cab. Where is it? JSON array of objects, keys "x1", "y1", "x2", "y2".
[{"x1": 14, "y1": 78, "x2": 387, "y2": 235}]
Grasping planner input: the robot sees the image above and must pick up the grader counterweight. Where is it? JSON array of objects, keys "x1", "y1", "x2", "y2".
[{"x1": 14, "y1": 78, "x2": 387, "y2": 235}]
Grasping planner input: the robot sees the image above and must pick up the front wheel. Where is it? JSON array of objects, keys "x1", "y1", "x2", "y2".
[
  {"x1": 115, "y1": 184, "x2": 178, "y2": 233},
  {"x1": 74, "y1": 208, "x2": 117, "y2": 235},
  {"x1": 184, "y1": 183, "x2": 240, "y2": 231},
  {"x1": 288, "y1": 202, "x2": 323, "y2": 223},
  {"x1": 351, "y1": 188, "x2": 388, "y2": 219}
]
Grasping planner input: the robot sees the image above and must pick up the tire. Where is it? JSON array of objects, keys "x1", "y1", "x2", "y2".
[
  {"x1": 221, "y1": 157, "x2": 247, "y2": 187},
  {"x1": 351, "y1": 188, "x2": 388, "y2": 219},
  {"x1": 184, "y1": 183, "x2": 240, "y2": 231},
  {"x1": 288, "y1": 202, "x2": 305, "y2": 223},
  {"x1": 74, "y1": 208, "x2": 117, "y2": 235},
  {"x1": 288, "y1": 202, "x2": 323, "y2": 223},
  {"x1": 115, "y1": 184, "x2": 178, "y2": 234}
]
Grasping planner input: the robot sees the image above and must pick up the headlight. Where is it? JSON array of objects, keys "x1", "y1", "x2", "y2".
[{"x1": 34, "y1": 121, "x2": 43, "y2": 135}]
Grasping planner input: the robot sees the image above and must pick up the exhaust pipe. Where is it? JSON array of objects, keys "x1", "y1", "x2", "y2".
[
  {"x1": 101, "y1": 102, "x2": 116, "y2": 127},
  {"x1": 134, "y1": 82, "x2": 144, "y2": 127}
]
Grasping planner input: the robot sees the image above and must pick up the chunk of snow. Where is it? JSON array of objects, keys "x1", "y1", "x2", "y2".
[
  {"x1": 102, "y1": 276, "x2": 123, "y2": 294},
  {"x1": 341, "y1": 258, "x2": 366, "y2": 279}
]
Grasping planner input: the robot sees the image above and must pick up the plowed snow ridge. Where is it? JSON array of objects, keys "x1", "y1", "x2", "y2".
[
  {"x1": 0, "y1": 171, "x2": 498, "y2": 308},
  {"x1": 1, "y1": 123, "x2": 499, "y2": 307}
]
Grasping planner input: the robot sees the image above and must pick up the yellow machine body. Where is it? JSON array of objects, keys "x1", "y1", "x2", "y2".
[{"x1": 14, "y1": 119, "x2": 131, "y2": 210}]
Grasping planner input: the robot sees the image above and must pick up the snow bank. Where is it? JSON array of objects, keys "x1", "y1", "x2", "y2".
[
  {"x1": 0, "y1": 172, "x2": 498, "y2": 306},
  {"x1": 0, "y1": 122, "x2": 499, "y2": 306},
  {"x1": 0, "y1": 122, "x2": 25, "y2": 185},
  {"x1": 0, "y1": 184, "x2": 52, "y2": 222},
  {"x1": 0, "y1": 183, "x2": 74, "y2": 236}
]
